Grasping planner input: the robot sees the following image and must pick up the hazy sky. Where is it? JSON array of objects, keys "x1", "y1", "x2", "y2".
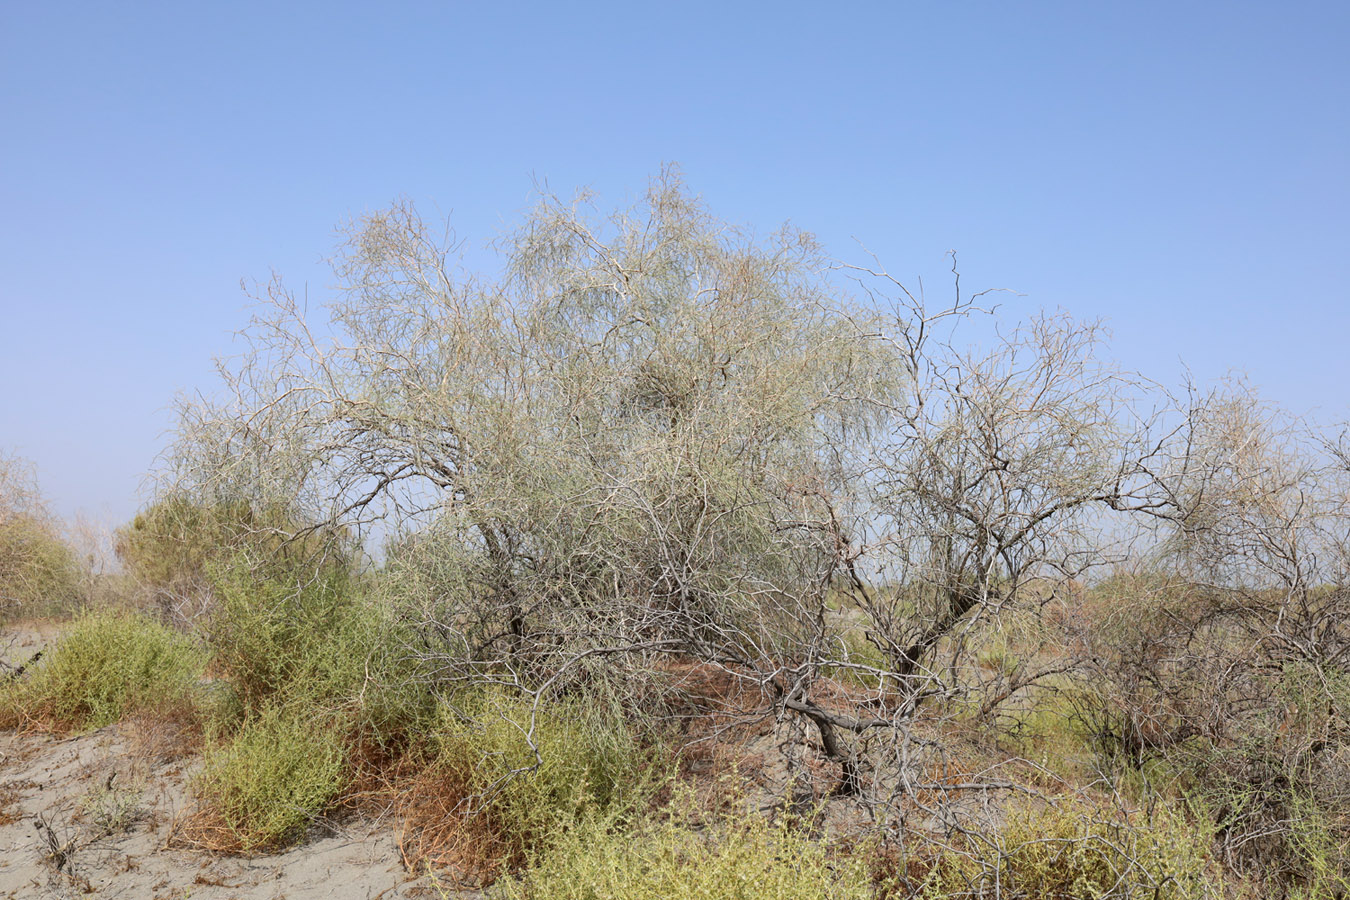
[{"x1": 2, "y1": 2, "x2": 1347, "y2": 524}]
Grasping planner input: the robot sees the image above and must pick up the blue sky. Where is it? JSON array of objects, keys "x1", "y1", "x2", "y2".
[{"x1": 2, "y1": 2, "x2": 1347, "y2": 523}]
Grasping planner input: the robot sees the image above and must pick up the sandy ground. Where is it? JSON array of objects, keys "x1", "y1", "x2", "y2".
[{"x1": 0, "y1": 625, "x2": 475, "y2": 900}]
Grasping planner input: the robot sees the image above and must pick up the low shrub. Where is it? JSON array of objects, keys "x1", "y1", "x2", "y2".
[
  {"x1": 1, "y1": 610, "x2": 206, "y2": 731},
  {"x1": 188, "y1": 703, "x2": 349, "y2": 852},
  {"x1": 398, "y1": 690, "x2": 656, "y2": 884},
  {"x1": 497, "y1": 798, "x2": 874, "y2": 900},
  {"x1": 912, "y1": 800, "x2": 1219, "y2": 900},
  {"x1": 206, "y1": 554, "x2": 363, "y2": 710}
]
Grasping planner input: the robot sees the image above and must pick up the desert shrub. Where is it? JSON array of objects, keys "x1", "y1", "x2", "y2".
[
  {"x1": 115, "y1": 496, "x2": 237, "y2": 591},
  {"x1": 207, "y1": 551, "x2": 361, "y2": 710},
  {"x1": 0, "y1": 516, "x2": 82, "y2": 619},
  {"x1": 1082, "y1": 561, "x2": 1350, "y2": 894},
  {"x1": 497, "y1": 799, "x2": 874, "y2": 900},
  {"x1": 0, "y1": 452, "x2": 82, "y2": 620},
  {"x1": 398, "y1": 690, "x2": 656, "y2": 883},
  {"x1": 115, "y1": 495, "x2": 356, "y2": 627},
  {"x1": 913, "y1": 800, "x2": 1219, "y2": 900},
  {"x1": 1167, "y1": 664, "x2": 1350, "y2": 897},
  {"x1": 204, "y1": 549, "x2": 430, "y2": 740},
  {"x1": 1, "y1": 609, "x2": 207, "y2": 731},
  {"x1": 183, "y1": 551, "x2": 432, "y2": 854},
  {"x1": 189, "y1": 703, "x2": 348, "y2": 852}
]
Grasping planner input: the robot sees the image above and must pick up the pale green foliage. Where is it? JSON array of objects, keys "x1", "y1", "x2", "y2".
[
  {"x1": 80, "y1": 778, "x2": 144, "y2": 835},
  {"x1": 173, "y1": 171, "x2": 900, "y2": 716},
  {"x1": 498, "y1": 800, "x2": 874, "y2": 900},
  {"x1": 428, "y1": 690, "x2": 655, "y2": 863},
  {"x1": 192, "y1": 704, "x2": 348, "y2": 851},
  {"x1": 2, "y1": 610, "x2": 206, "y2": 731},
  {"x1": 157, "y1": 174, "x2": 1350, "y2": 897},
  {"x1": 0, "y1": 451, "x2": 82, "y2": 619},
  {"x1": 917, "y1": 801, "x2": 1219, "y2": 900}
]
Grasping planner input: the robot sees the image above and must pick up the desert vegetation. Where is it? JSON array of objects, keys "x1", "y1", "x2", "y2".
[{"x1": 4, "y1": 171, "x2": 1348, "y2": 898}]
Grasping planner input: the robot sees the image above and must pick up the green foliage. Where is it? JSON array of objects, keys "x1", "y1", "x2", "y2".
[
  {"x1": 115, "y1": 495, "x2": 356, "y2": 623},
  {"x1": 183, "y1": 543, "x2": 431, "y2": 854},
  {"x1": 1284, "y1": 793, "x2": 1350, "y2": 900},
  {"x1": 115, "y1": 496, "x2": 236, "y2": 592},
  {"x1": 0, "y1": 513, "x2": 82, "y2": 619},
  {"x1": 916, "y1": 801, "x2": 1219, "y2": 900},
  {"x1": 205, "y1": 549, "x2": 429, "y2": 739},
  {"x1": 192, "y1": 704, "x2": 348, "y2": 852},
  {"x1": 0, "y1": 450, "x2": 82, "y2": 620},
  {"x1": 497, "y1": 797, "x2": 874, "y2": 900},
  {"x1": 992, "y1": 680, "x2": 1102, "y2": 785},
  {"x1": 207, "y1": 551, "x2": 359, "y2": 708},
  {"x1": 426, "y1": 690, "x2": 656, "y2": 866},
  {"x1": 2, "y1": 610, "x2": 207, "y2": 731}
]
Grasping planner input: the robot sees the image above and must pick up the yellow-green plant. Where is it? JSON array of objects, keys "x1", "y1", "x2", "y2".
[
  {"x1": 402, "y1": 690, "x2": 656, "y2": 876},
  {"x1": 191, "y1": 703, "x2": 348, "y2": 852},
  {"x1": 203, "y1": 549, "x2": 430, "y2": 742},
  {"x1": 0, "y1": 451, "x2": 82, "y2": 620},
  {"x1": 2, "y1": 610, "x2": 206, "y2": 731},
  {"x1": 498, "y1": 794, "x2": 874, "y2": 900},
  {"x1": 917, "y1": 800, "x2": 1219, "y2": 900}
]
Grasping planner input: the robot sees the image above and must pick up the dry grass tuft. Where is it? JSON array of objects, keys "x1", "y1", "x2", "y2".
[{"x1": 393, "y1": 761, "x2": 510, "y2": 888}]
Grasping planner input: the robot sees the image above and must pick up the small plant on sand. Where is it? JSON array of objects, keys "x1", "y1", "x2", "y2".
[{"x1": 80, "y1": 773, "x2": 144, "y2": 836}]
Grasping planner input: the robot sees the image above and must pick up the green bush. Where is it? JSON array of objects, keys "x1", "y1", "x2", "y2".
[
  {"x1": 498, "y1": 799, "x2": 873, "y2": 900},
  {"x1": 115, "y1": 496, "x2": 344, "y2": 592},
  {"x1": 0, "y1": 514, "x2": 82, "y2": 620},
  {"x1": 401, "y1": 690, "x2": 657, "y2": 878},
  {"x1": 916, "y1": 801, "x2": 1219, "y2": 900},
  {"x1": 205, "y1": 550, "x2": 429, "y2": 740},
  {"x1": 207, "y1": 552, "x2": 361, "y2": 708},
  {"x1": 191, "y1": 703, "x2": 348, "y2": 852},
  {"x1": 1, "y1": 610, "x2": 207, "y2": 731}
]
